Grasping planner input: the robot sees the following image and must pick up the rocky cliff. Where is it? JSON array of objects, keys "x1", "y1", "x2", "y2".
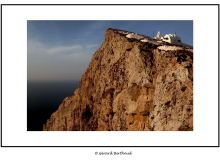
[{"x1": 43, "y1": 28, "x2": 193, "y2": 131}]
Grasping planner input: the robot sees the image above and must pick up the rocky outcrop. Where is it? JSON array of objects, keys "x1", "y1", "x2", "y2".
[{"x1": 43, "y1": 28, "x2": 193, "y2": 131}]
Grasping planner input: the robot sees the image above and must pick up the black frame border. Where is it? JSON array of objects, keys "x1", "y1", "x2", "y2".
[{"x1": 1, "y1": 4, "x2": 219, "y2": 147}]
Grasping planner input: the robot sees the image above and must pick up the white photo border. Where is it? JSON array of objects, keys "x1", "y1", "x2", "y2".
[{"x1": 1, "y1": 4, "x2": 219, "y2": 147}]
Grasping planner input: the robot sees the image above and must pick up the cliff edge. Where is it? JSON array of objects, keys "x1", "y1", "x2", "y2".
[{"x1": 43, "y1": 28, "x2": 193, "y2": 131}]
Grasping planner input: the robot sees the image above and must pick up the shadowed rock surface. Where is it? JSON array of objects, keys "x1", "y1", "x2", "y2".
[{"x1": 43, "y1": 28, "x2": 193, "y2": 131}]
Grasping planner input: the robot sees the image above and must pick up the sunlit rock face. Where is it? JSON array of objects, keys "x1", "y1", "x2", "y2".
[{"x1": 43, "y1": 28, "x2": 193, "y2": 131}]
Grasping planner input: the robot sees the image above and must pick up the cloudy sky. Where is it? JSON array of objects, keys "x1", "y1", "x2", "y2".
[{"x1": 27, "y1": 20, "x2": 193, "y2": 81}]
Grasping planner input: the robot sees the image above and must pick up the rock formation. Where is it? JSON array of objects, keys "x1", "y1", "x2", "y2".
[{"x1": 43, "y1": 28, "x2": 193, "y2": 131}]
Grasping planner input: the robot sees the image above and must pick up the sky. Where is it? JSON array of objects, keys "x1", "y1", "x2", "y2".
[{"x1": 27, "y1": 20, "x2": 193, "y2": 81}]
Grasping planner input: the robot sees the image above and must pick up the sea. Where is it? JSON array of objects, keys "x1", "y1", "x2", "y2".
[{"x1": 27, "y1": 80, "x2": 79, "y2": 131}]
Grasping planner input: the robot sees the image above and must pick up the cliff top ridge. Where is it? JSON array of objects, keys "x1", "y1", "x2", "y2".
[{"x1": 106, "y1": 28, "x2": 193, "y2": 50}]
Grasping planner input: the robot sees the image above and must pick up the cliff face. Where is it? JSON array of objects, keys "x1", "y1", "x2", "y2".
[{"x1": 43, "y1": 28, "x2": 193, "y2": 131}]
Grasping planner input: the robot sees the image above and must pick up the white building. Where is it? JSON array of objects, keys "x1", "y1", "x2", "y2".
[
  {"x1": 162, "y1": 34, "x2": 182, "y2": 44},
  {"x1": 125, "y1": 30, "x2": 191, "y2": 47},
  {"x1": 153, "y1": 31, "x2": 191, "y2": 46},
  {"x1": 156, "y1": 31, "x2": 161, "y2": 39}
]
